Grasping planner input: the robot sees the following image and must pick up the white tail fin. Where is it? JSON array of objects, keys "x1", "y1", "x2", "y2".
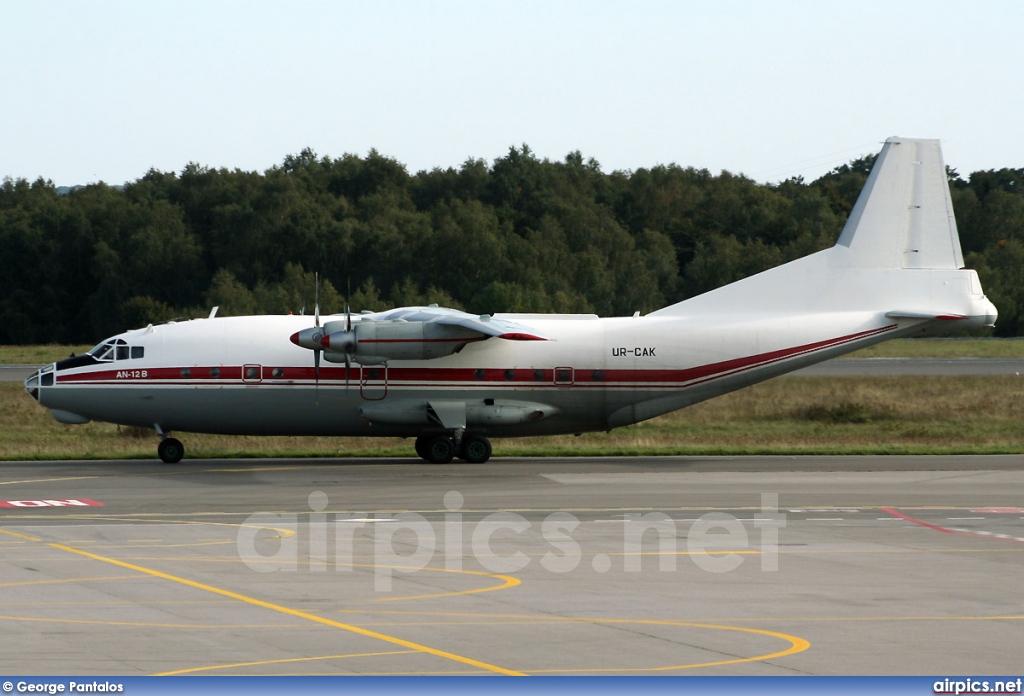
[
  {"x1": 650, "y1": 137, "x2": 994, "y2": 328},
  {"x1": 836, "y1": 137, "x2": 964, "y2": 269}
]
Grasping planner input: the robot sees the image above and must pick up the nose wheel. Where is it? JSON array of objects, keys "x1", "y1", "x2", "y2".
[{"x1": 157, "y1": 435, "x2": 185, "y2": 464}]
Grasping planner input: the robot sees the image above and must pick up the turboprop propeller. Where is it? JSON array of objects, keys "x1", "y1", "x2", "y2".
[
  {"x1": 289, "y1": 276, "x2": 359, "y2": 391},
  {"x1": 288, "y1": 273, "x2": 324, "y2": 400},
  {"x1": 320, "y1": 307, "x2": 356, "y2": 386}
]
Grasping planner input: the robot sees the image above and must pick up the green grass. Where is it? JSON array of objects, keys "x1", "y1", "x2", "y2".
[
  {"x1": 0, "y1": 345, "x2": 94, "y2": 365},
  {"x1": 5, "y1": 375, "x2": 1024, "y2": 460},
  {"x1": 841, "y1": 337, "x2": 1024, "y2": 359}
]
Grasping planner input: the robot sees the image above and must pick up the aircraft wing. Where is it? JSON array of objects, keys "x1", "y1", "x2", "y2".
[{"x1": 366, "y1": 306, "x2": 550, "y2": 341}]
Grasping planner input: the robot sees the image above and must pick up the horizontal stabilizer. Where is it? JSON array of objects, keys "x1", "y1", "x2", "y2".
[{"x1": 884, "y1": 311, "x2": 967, "y2": 321}]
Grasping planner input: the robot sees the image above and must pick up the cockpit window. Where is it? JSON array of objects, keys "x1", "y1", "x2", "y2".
[
  {"x1": 88, "y1": 342, "x2": 111, "y2": 358},
  {"x1": 87, "y1": 338, "x2": 143, "y2": 362},
  {"x1": 90, "y1": 343, "x2": 115, "y2": 362}
]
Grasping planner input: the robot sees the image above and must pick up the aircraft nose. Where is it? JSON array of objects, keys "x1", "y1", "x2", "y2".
[
  {"x1": 24, "y1": 369, "x2": 41, "y2": 401},
  {"x1": 24, "y1": 364, "x2": 55, "y2": 401}
]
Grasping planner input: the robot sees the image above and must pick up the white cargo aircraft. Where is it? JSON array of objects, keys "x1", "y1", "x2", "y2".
[{"x1": 24, "y1": 138, "x2": 997, "y2": 464}]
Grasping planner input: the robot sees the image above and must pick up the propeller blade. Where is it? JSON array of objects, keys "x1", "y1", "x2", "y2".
[
  {"x1": 314, "y1": 348, "x2": 320, "y2": 405},
  {"x1": 315, "y1": 271, "x2": 322, "y2": 404},
  {"x1": 314, "y1": 272, "x2": 321, "y2": 329}
]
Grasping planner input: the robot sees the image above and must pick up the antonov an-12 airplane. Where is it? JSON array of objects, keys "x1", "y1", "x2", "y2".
[{"x1": 24, "y1": 138, "x2": 997, "y2": 463}]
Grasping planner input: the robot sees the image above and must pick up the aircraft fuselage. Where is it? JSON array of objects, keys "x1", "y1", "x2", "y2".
[{"x1": 29, "y1": 309, "x2": 935, "y2": 440}]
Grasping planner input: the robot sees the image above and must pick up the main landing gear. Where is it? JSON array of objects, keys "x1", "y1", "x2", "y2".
[
  {"x1": 414, "y1": 434, "x2": 492, "y2": 464},
  {"x1": 154, "y1": 424, "x2": 184, "y2": 464}
]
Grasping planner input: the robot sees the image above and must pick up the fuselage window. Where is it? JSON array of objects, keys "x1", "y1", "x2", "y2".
[{"x1": 131, "y1": 346, "x2": 144, "y2": 359}]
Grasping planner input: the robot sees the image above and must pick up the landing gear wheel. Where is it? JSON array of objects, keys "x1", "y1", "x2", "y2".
[
  {"x1": 157, "y1": 437, "x2": 185, "y2": 464},
  {"x1": 458, "y1": 435, "x2": 492, "y2": 464},
  {"x1": 414, "y1": 435, "x2": 431, "y2": 461},
  {"x1": 423, "y1": 435, "x2": 456, "y2": 464}
]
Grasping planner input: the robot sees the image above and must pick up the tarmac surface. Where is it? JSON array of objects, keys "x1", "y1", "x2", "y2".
[{"x1": 2, "y1": 455, "x2": 1023, "y2": 676}]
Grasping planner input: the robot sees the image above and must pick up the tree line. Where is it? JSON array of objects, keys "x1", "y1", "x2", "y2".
[{"x1": 2, "y1": 146, "x2": 1022, "y2": 344}]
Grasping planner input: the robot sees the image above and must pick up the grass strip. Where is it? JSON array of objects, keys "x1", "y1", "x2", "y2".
[{"x1": 4, "y1": 375, "x2": 1023, "y2": 460}]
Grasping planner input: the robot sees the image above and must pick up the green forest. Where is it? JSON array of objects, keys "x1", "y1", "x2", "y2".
[{"x1": 2, "y1": 146, "x2": 1023, "y2": 344}]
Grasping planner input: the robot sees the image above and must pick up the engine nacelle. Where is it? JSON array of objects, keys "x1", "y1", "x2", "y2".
[{"x1": 320, "y1": 320, "x2": 483, "y2": 363}]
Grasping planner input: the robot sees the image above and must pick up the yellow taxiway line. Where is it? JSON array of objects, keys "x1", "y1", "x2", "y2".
[{"x1": 0, "y1": 527, "x2": 525, "y2": 676}]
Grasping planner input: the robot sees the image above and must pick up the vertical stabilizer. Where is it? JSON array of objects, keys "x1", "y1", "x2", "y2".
[
  {"x1": 836, "y1": 137, "x2": 964, "y2": 269},
  {"x1": 649, "y1": 137, "x2": 991, "y2": 320}
]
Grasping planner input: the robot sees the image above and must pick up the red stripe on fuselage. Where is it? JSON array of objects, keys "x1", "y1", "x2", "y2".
[{"x1": 53, "y1": 324, "x2": 895, "y2": 388}]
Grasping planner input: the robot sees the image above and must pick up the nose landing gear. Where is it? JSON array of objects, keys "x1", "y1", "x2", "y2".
[
  {"x1": 158, "y1": 438, "x2": 185, "y2": 464},
  {"x1": 154, "y1": 424, "x2": 185, "y2": 464}
]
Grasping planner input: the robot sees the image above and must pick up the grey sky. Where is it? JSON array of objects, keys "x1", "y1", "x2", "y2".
[{"x1": 2, "y1": 1, "x2": 1021, "y2": 186}]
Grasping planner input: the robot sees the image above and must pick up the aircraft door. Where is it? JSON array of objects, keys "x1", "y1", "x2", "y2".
[{"x1": 360, "y1": 365, "x2": 388, "y2": 401}]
